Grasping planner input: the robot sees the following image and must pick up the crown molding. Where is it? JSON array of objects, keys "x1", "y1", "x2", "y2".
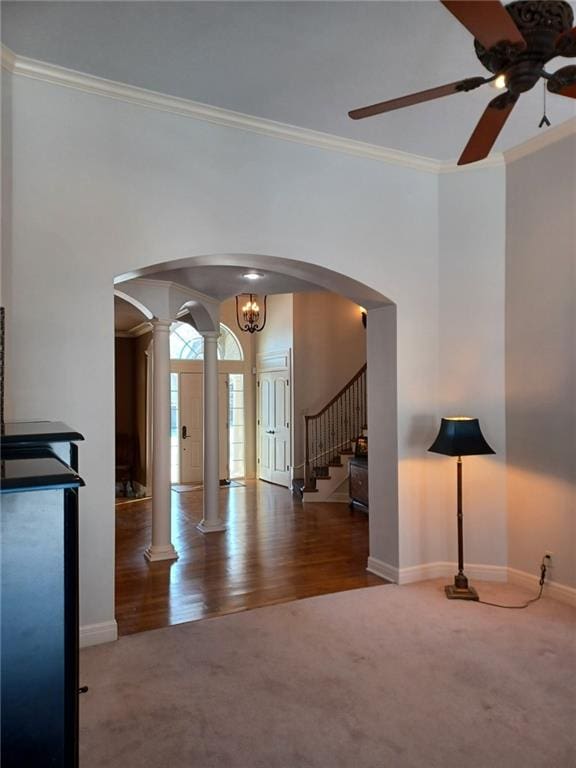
[
  {"x1": 1, "y1": 45, "x2": 16, "y2": 72},
  {"x1": 115, "y1": 320, "x2": 153, "y2": 339},
  {"x1": 503, "y1": 115, "x2": 576, "y2": 163},
  {"x1": 438, "y1": 153, "x2": 505, "y2": 174},
  {"x1": 1, "y1": 45, "x2": 440, "y2": 173},
  {"x1": 3, "y1": 44, "x2": 574, "y2": 173}
]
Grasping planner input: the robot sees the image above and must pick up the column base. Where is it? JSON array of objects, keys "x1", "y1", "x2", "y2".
[
  {"x1": 197, "y1": 520, "x2": 227, "y2": 534},
  {"x1": 144, "y1": 544, "x2": 179, "y2": 562}
]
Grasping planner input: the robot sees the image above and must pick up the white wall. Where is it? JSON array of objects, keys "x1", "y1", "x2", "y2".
[
  {"x1": 254, "y1": 293, "x2": 293, "y2": 356},
  {"x1": 506, "y1": 135, "x2": 576, "y2": 588},
  {"x1": 2, "y1": 66, "x2": 528, "y2": 635},
  {"x1": 437, "y1": 166, "x2": 508, "y2": 570},
  {"x1": 2, "y1": 72, "x2": 440, "y2": 633}
]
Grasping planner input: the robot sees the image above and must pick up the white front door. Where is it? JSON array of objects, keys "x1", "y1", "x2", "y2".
[
  {"x1": 179, "y1": 372, "x2": 229, "y2": 484},
  {"x1": 257, "y1": 370, "x2": 291, "y2": 487}
]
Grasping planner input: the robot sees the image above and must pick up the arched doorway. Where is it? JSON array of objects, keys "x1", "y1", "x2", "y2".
[{"x1": 114, "y1": 255, "x2": 398, "y2": 635}]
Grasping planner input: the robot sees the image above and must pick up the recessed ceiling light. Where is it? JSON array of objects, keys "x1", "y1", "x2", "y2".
[{"x1": 243, "y1": 271, "x2": 264, "y2": 280}]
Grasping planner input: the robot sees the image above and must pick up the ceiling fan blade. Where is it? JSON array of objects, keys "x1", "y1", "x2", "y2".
[
  {"x1": 547, "y1": 65, "x2": 576, "y2": 98},
  {"x1": 348, "y1": 76, "x2": 489, "y2": 120},
  {"x1": 556, "y1": 26, "x2": 576, "y2": 57},
  {"x1": 458, "y1": 92, "x2": 518, "y2": 166},
  {"x1": 441, "y1": 1, "x2": 526, "y2": 51}
]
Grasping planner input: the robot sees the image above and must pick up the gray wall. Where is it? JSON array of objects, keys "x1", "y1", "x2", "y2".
[
  {"x1": 438, "y1": 166, "x2": 508, "y2": 569},
  {"x1": 506, "y1": 134, "x2": 576, "y2": 588}
]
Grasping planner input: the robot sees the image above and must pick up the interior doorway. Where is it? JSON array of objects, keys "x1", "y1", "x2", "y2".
[
  {"x1": 114, "y1": 256, "x2": 398, "y2": 638},
  {"x1": 257, "y1": 351, "x2": 291, "y2": 488}
]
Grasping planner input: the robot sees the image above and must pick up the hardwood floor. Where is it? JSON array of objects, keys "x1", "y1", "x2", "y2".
[{"x1": 115, "y1": 480, "x2": 386, "y2": 636}]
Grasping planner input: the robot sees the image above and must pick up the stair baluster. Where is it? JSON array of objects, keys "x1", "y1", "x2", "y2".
[{"x1": 303, "y1": 364, "x2": 367, "y2": 492}]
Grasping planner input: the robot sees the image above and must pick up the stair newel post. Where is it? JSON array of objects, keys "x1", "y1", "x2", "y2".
[
  {"x1": 327, "y1": 405, "x2": 331, "y2": 465},
  {"x1": 345, "y1": 385, "x2": 349, "y2": 445},
  {"x1": 354, "y1": 377, "x2": 358, "y2": 438},
  {"x1": 329, "y1": 403, "x2": 334, "y2": 464},
  {"x1": 304, "y1": 415, "x2": 310, "y2": 489},
  {"x1": 312, "y1": 418, "x2": 318, "y2": 477},
  {"x1": 339, "y1": 389, "x2": 343, "y2": 453},
  {"x1": 362, "y1": 369, "x2": 366, "y2": 429},
  {"x1": 321, "y1": 411, "x2": 326, "y2": 470}
]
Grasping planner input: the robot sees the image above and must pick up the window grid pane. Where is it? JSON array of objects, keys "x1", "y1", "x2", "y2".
[{"x1": 170, "y1": 322, "x2": 243, "y2": 361}]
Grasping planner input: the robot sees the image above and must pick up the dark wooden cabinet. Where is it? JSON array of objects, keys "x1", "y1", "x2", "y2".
[
  {"x1": 1, "y1": 422, "x2": 84, "y2": 768},
  {"x1": 349, "y1": 456, "x2": 368, "y2": 512}
]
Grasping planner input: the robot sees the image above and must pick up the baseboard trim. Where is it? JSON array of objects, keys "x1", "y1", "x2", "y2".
[
  {"x1": 508, "y1": 567, "x2": 576, "y2": 608},
  {"x1": 398, "y1": 561, "x2": 508, "y2": 585},
  {"x1": 367, "y1": 556, "x2": 399, "y2": 583},
  {"x1": 80, "y1": 620, "x2": 118, "y2": 648},
  {"x1": 368, "y1": 557, "x2": 576, "y2": 608}
]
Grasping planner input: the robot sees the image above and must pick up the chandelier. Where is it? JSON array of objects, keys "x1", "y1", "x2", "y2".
[{"x1": 235, "y1": 294, "x2": 267, "y2": 334}]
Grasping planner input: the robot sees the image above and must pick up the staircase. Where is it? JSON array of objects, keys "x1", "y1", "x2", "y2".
[{"x1": 302, "y1": 364, "x2": 366, "y2": 503}]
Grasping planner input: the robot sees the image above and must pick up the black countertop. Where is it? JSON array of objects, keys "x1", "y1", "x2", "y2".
[
  {"x1": 1, "y1": 421, "x2": 84, "y2": 445},
  {"x1": 1, "y1": 456, "x2": 84, "y2": 493}
]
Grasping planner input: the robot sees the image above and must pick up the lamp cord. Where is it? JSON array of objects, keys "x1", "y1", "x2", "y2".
[{"x1": 477, "y1": 559, "x2": 548, "y2": 610}]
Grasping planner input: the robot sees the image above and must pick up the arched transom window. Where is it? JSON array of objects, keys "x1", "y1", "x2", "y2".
[{"x1": 170, "y1": 321, "x2": 243, "y2": 361}]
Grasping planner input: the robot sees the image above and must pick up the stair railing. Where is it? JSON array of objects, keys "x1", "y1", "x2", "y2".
[{"x1": 304, "y1": 364, "x2": 367, "y2": 490}]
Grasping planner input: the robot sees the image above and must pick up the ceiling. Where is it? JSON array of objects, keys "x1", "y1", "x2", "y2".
[
  {"x1": 3, "y1": 1, "x2": 575, "y2": 162},
  {"x1": 114, "y1": 295, "x2": 148, "y2": 332},
  {"x1": 115, "y1": 267, "x2": 329, "y2": 329},
  {"x1": 146, "y1": 265, "x2": 328, "y2": 302}
]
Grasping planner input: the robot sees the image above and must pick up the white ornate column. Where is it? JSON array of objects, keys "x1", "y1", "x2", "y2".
[
  {"x1": 197, "y1": 331, "x2": 227, "y2": 533},
  {"x1": 145, "y1": 319, "x2": 179, "y2": 561}
]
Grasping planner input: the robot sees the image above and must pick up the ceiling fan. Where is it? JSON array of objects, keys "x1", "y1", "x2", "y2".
[{"x1": 348, "y1": 1, "x2": 576, "y2": 165}]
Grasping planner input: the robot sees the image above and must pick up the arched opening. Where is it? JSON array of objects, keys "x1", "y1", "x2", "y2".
[{"x1": 113, "y1": 254, "x2": 397, "y2": 636}]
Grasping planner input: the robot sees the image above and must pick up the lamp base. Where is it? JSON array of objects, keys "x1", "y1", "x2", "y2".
[{"x1": 445, "y1": 584, "x2": 479, "y2": 601}]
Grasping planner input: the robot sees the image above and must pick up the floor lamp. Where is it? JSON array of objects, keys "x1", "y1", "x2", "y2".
[{"x1": 429, "y1": 417, "x2": 495, "y2": 600}]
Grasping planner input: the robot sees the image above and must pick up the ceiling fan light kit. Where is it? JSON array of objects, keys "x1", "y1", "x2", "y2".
[{"x1": 349, "y1": 1, "x2": 576, "y2": 165}]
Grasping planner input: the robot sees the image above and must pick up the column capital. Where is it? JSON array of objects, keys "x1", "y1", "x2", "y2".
[
  {"x1": 200, "y1": 330, "x2": 220, "y2": 340},
  {"x1": 151, "y1": 318, "x2": 173, "y2": 331}
]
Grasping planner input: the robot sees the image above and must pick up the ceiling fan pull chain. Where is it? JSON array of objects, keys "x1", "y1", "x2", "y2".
[{"x1": 539, "y1": 82, "x2": 551, "y2": 128}]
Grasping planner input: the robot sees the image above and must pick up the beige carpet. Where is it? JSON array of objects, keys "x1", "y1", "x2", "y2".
[{"x1": 80, "y1": 580, "x2": 576, "y2": 768}]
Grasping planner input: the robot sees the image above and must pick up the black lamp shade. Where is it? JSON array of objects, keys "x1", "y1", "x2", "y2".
[{"x1": 428, "y1": 417, "x2": 495, "y2": 457}]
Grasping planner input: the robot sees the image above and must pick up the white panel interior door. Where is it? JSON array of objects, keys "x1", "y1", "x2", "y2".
[
  {"x1": 257, "y1": 370, "x2": 291, "y2": 487},
  {"x1": 179, "y1": 372, "x2": 230, "y2": 484},
  {"x1": 271, "y1": 376, "x2": 290, "y2": 486},
  {"x1": 258, "y1": 374, "x2": 273, "y2": 483}
]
